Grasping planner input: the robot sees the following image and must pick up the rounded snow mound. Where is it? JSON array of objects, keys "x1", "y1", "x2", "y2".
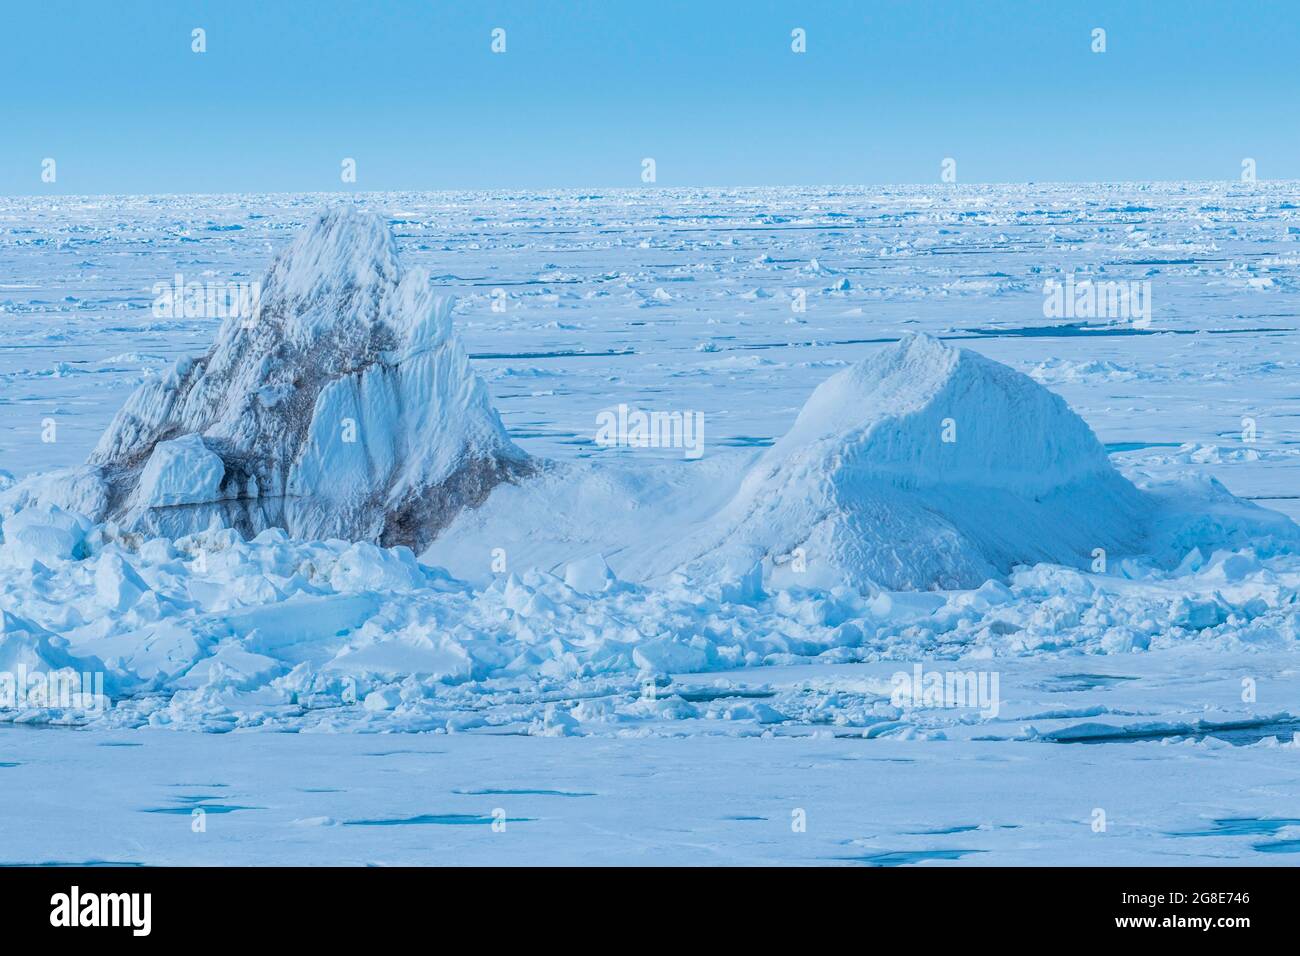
[
  {"x1": 19, "y1": 206, "x2": 532, "y2": 550},
  {"x1": 780, "y1": 332, "x2": 1118, "y2": 495},
  {"x1": 680, "y1": 333, "x2": 1153, "y2": 590}
]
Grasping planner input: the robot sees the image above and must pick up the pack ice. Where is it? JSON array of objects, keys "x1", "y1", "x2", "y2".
[
  {"x1": 1, "y1": 204, "x2": 1298, "y2": 735},
  {"x1": 6, "y1": 207, "x2": 531, "y2": 549}
]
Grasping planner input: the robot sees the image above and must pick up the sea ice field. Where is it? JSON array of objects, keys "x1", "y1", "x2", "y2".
[{"x1": 2, "y1": 182, "x2": 1300, "y2": 865}]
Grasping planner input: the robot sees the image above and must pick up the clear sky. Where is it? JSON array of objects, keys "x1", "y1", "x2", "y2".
[{"x1": 2, "y1": 0, "x2": 1297, "y2": 195}]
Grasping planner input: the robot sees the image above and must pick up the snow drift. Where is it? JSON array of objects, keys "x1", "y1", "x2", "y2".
[
  {"x1": 13, "y1": 207, "x2": 531, "y2": 550},
  {"x1": 679, "y1": 333, "x2": 1172, "y2": 590}
]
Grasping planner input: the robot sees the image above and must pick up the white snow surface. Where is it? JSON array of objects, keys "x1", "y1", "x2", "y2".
[{"x1": 2, "y1": 184, "x2": 1300, "y2": 864}]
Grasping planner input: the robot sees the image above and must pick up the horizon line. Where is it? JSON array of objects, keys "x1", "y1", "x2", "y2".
[{"x1": 0, "y1": 177, "x2": 1291, "y2": 203}]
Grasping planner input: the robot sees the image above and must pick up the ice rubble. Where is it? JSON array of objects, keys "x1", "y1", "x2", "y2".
[
  {"x1": 5, "y1": 207, "x2": 531, "y2": 550},
  {"x1": 2, "y1": 511, "x2": 1300, "y2": 733}
]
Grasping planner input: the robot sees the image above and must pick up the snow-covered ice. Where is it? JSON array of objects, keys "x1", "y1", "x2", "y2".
[
  {"x1": 2, "y1": 184, "x2": 1300, "y2": 865},
  {"x1": 10, "y1": 207, "x2": 531, "y2": 548},
  {"x1": 667, "y1": 331, "x2": 1275, "y2": 591}
]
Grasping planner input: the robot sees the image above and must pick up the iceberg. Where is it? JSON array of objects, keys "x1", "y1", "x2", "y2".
[{"x1": 19, "y1": 207, "x2": 532, "y2": 550}]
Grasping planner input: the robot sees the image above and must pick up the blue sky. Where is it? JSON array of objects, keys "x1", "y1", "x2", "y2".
[{"x1": 3, "y1": 0, "x2": 1296, "y2": 195}]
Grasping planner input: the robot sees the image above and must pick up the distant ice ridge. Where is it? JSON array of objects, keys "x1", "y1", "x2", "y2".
[{"x1": 6, "y1": 207, "x2": 531, "y2": 550}]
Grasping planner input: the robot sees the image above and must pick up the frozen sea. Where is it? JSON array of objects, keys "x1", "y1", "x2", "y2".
[{"x1": 3, "y1": 183, "x2": 1300, "y2": 865}]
